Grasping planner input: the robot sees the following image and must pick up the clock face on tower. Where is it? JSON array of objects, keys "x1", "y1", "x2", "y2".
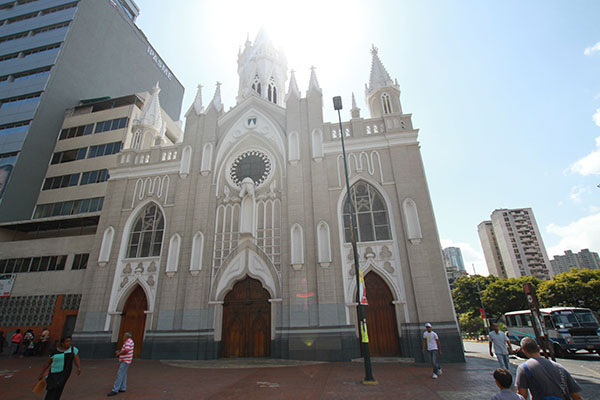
[{"x1": 230, "y1": 150, "x2": 272, "y2": 186}]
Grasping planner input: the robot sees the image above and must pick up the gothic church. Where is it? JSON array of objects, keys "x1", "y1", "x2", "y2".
[{"x1": 74, "y1": 31, "x2": 463, "y2": 362}]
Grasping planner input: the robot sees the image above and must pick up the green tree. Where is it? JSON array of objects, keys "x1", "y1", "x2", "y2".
[
  {"x1": 481, "y1": 276, "x2": 541, "y2": 318},
  {"x1": 452, "y1": 275, "x2": 497, "y2": 317},
  {"x1": 538, "y1": 268, "x2": 600, "y2": 311},
  {"x1": 458, "y1": 312, "x2": 484, "y2": 335}
]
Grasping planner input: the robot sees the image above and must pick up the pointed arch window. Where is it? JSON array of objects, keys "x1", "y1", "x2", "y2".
[
  {"x1": 127, "y1": 203, "x2": 165, "y2": 258},
  {"x1": 342, "y1": 181, "x2": 391, "y2": 243},
  {"x1": 132, "y1": 129, "x2": 142, "y2": 150},
  {"x1": 382, "y1": 93, "x2": 393, "y2": 114},
  {"x1": 267, "y1": 77, "x2": 277, "y2": 104},
  {"x1": 251, "y1": 75, "x2": 262, "y2": 96}
]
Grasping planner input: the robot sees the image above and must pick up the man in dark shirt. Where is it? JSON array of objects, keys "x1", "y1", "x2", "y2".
[{"x1": 515, "y1": 337, "x2": 583, "y2": 400}]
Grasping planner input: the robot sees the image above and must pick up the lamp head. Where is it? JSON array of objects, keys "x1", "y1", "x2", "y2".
[{"x1": 333, "y1": 96, "x2": 343, "y2": 111}]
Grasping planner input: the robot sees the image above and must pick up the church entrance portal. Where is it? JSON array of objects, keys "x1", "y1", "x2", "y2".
[
  {"x1": 118, "y1": 285, "x2": 147, "y2": 358},
  {"x1": 360, "y1": 272, "x2": 401, "y2": 356},
  {"x1": 221, "y1": 276, "x2": 271, "y2": 357}
]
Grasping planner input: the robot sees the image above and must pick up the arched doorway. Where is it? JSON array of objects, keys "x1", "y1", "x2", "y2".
[
  {"x1": 118, "y1": 285, "x2": 147, "y2": 358},
  {"x1": 360, "y1": 272, "x2": 400, "y2": 356},
  {"x1": 221, "y1": 276, "x2": 271, "y2": 357}
]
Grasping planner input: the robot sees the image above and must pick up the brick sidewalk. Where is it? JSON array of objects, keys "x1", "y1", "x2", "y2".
[{"x1": 1, "y1": 355, "x2": 597, "y2": 400}]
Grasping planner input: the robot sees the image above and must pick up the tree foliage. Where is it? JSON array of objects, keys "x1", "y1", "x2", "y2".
[
  {"x1": 458, "y1": 312, "x2": 484, "y2": 335},
  {"x1": 538, "y1": 268, "x2": 600, "y2": 311},
  {"x1": 481, "y1": 276, "x2": 541, "y2": 318},
  {"x1": 452, "y1": 269, "x2": 600, "y2": 321},
  {"x1": 451, "y1": 275, "x2": 497, "y2": 316}
]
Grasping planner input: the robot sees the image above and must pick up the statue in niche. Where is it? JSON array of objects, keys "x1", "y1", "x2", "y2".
[{"x1": 239, "y1": 177, "x2": 255, "y2": 235}]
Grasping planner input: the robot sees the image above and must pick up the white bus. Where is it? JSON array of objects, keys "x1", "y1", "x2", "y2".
[{"x1": 501, "y1": 307, "x2": 600, "y2": 357}]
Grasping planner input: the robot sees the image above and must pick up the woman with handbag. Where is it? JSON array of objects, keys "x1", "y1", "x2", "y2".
[{"x1": 37, "y1": 336, "x2": 81, "y2": 400}]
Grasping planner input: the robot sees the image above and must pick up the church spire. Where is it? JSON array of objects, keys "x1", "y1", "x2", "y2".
[
  {"x1": 365, "y1": 45, "x2": 397, "y2": 97},
  {"x1": 285, "y1": 69, "x2": 300, "y2": 101},
  {"x1": 209, "y1": 82, "x2": 223, "y2": 112},
  {"x1": 237, "y1": 29, "x2": 288, "y2": 106},
  {"x1": 193, "y1": 84, "x2": 204, "y2": 114},
  {"x1": 364, "y1": 45, "x2": 402, "y2": 118},
  {"x1": 139, "y1": 81, "x2": 163, "y2": 131},
  {"x1": 351, "y1": 92, "x2": 361, "y2": 119},
  {"x1": 307, "y1": 66, "x2": 322, "y2": 95}
]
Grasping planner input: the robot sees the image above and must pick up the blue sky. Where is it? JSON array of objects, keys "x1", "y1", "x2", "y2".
[{"x1": 135, "y1": 1, "x2": 600, "y2": 275}]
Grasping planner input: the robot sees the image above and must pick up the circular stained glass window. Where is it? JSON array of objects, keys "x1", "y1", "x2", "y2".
[{"x1": 230, "y1": 150, "x2": 272, "y2": 186}]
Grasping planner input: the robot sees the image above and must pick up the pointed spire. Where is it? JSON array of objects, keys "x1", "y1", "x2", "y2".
[
  {"x1": 286, "y1": 69, "x2": 300, "y2": 101},
  {"x1": 308, "y1": 66, "x2": 322, "y2": 94},
  {"x1": 193, "y1": 84, "x2": 204, "y2": 114},
  {"x1": 139, "y1": 81, "x2": 163, "y2": 131},
  {"x1": 351, "y1": 92, "x2": 361, "y2": 119},
  {"x1": 209, "y1": 82, "x2": 223, "y2": 112},
  {"x1": 366, "y1": 44, "x2": 397, "y2": 96}
]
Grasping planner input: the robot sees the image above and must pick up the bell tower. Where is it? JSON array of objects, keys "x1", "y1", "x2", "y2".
[
  {"x1": 236, "y1": 28, "x2": 288, "y2": 107},
  {"x1": 365, "y1": 45, "x2": 402, "y2": 118}
]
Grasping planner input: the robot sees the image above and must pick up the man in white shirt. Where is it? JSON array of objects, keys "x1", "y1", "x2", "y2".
[
  {"x1": 422, "y1": 323, "x2": 442, "y2": 379},
  {"x1": 489, "y1": 323, "x2": 513, "y2": 371}
]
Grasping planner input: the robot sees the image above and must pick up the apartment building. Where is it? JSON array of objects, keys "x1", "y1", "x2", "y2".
[
  {"x1": 478, "y1": 208, "x2": 553, "y2": 280},
  {"x1": 551, "y1": 249, "x2": 600, "y2": 274}
]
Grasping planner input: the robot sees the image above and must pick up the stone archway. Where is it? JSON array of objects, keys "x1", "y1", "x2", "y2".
[
  {"x1": 118, "y1": 285, "x2": 147, "y2": 358},
  {"x1": 221, "y1": 276, "x2": 271, "y2": 357}
]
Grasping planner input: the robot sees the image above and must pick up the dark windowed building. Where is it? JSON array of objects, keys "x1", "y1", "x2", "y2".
[{"x1": 0, "y1": 0, "x2": 184, "y2": 222}]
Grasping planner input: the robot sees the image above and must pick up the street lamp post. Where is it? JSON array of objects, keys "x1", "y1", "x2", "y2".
[{"x1": 333, "y1": 96, "x2": 377, "y2": 384}]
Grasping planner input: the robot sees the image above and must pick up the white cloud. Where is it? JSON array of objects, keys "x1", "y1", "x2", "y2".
[
  {"x1": 594, "y1": 109, "x2": 600, "y2": 126},
  {"x1": 568, "y1": 136, "x2": 600, "y2": 176},
  {"x1": 441, "y1": 239, "x2": 487, "y2": 276},
  {"x1": 584, "y1": 42, "x2": 600, "y2": 56},
  {"x1": 546, "y1": 212, "x2": 600, "y2": 258},
  {"x1": 569, "y1": 185, "x2": 589, "y2": 203}
]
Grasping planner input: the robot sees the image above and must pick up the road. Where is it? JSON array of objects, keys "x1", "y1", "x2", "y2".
[{"x1": 463, "y1": 341, "x2": 600, "y2": 394}]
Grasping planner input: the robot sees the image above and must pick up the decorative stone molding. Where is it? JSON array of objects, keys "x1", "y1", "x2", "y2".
[
  {"x1": 402, "y1": 198, "x2": 422, "y2": 245},
  {"x1": 317, "y1": 221, "x2": 332, "y2": 268},
  {"x1": 290, "y1": 223, "x2": 304, "y2": 270},
  {"x1": 98, "y1": 226, "x2": 115, "y2": 267}
]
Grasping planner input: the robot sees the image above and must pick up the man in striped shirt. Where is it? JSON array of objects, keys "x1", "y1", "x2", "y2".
[{"x1": 107, "y1": 332, "x2": 134, "y2": 397}]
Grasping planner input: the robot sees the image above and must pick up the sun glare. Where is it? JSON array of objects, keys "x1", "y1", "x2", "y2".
[{"x1": 207, "y1": 0, "x2": 368, "y2": 89}]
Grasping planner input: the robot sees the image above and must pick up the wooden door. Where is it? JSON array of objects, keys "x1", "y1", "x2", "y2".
[
  {"x1": 360, "y1": 272, "x2": 401, "y2": 356},
  {"x1": 221, "y1": 277, "x2": 270, "y2": 357},
  {"x1": 118, "y1": 285, "x2": 147, "y2": 358}
]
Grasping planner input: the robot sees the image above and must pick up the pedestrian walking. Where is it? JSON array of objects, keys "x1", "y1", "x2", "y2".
[
  {"x1": 422, "y1": 322, "x2": 442, "y2": 379},
  {"x1": 107, "y1": 332, "x2": 134, "y2": 397},
  {"x1": 38, "y1": 336, "x2": 81, "y2": 400},
  {"x1": 515, "y1": 337, "x2": 583, "y2": 400},
  {"x1": 489, "y1": 323, "x2": 513, "y2": 371},
  {"x1": 492, "y1": 368, "x2": 524, "y2": 400},
  {"x1": 11, "y1": 329, "x2": 22, "y2": 356}
]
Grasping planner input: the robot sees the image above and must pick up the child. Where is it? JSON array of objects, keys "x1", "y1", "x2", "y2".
[{"x1": 492, "y1": 368, "x2": 524, "y2": 400}]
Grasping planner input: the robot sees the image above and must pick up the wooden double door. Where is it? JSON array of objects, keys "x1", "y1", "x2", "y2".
[
  {"x1": 360, "y1": 272, "x2": 401, "y2": 356},
  {"x1": 118, "y1": 285, "x2": 147, "y2": 358},
  {"x1": 221, "y1": 277, "x2": 271, "y2": 357}
]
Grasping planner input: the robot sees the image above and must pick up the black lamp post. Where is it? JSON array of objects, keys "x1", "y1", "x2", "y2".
[{"x1": 333, "y1": 96, "x2": 377, "y2": 384}]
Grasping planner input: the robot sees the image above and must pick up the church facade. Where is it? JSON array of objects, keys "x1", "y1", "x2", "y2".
[{"x1": 74, "y1": 32, "x2": 464, "y2": 362}]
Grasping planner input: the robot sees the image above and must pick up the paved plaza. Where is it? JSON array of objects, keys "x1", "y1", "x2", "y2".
[{"x1": 2, "y1": 344, "x2": 599, "y2": 400}]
